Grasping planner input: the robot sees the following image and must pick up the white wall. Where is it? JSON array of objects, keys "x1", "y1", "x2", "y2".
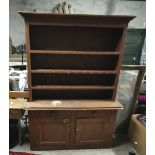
[
  {"x1": 112, "y1": 1, "x2": 146, "y2": 28},
  {"x1": 9, "y1": 0, "x2": 146, "y2": 46},
  {"x1": 9, "y1": 0, "x2": 25, "y2": 46}
]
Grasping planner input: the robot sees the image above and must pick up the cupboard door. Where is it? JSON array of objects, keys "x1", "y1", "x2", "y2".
[
  {"x1": 75, "y1": 118, "x2": 108, "y2": 146},
  {"x1": 29, "y1": 116, "x2": 71, "y2": 149}
]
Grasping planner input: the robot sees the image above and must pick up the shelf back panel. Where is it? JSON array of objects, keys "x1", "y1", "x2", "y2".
[
  {"x1": 31, "y1": 54, "x2": 118, "y2": 70},
  {"x1": 32, "y1": 89, "x2": 113, "y2": 100},
  {"x1": 31, "y1": 73, "x2": 116, "y2": 86},
  {"x1": 29, "y1": 25, "x2": 123, "y2": 51}
]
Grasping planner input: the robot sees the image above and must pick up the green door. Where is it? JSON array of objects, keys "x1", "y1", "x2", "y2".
[{"x1": 123, "y1": 29, "x2": 146, "y2": 65}]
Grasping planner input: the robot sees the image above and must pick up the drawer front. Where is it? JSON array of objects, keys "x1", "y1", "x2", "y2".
[
  {"x1": 76, "y1": 110, "x2": 110, "y2": 118},
  {"x1": 29, "y1": 110, "x2": 71, "y2": 118},
  {"x1": 9, "y1": 109, "x2": 24, "y2": 119}
]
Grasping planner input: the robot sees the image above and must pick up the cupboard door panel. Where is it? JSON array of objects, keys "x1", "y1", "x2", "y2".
[
  {"x1": 39, "y1": 119, "x2": 70, "y2": 146},
  {"x1": 29, "y1": 116, "x2": 71, "y2": 148},
  {"x1": 75, "y1": 118, "x2": 107, "y2": 146}
]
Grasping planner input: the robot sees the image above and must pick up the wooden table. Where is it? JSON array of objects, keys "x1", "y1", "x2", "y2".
[
  {"x1": 9, "y1": 99, "x2": 26, "y2": 119},
  {"x1": 9, "y1": 99, "x2": 27, "y2": 145}
]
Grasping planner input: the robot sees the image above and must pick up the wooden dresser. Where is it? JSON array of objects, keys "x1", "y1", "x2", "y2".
[{"x1": 19, "y1": 12, "x2": 134, "y2": 150}]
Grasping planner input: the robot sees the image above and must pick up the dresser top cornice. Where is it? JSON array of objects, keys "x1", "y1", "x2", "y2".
[{"x1": 19, "y1": 11, "x2": 135, "y2": 26}]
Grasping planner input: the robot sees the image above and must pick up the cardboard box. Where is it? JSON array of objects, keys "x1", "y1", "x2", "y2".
[{"x1": 128, "y1": 114, "x2": 146, "y2": 155}]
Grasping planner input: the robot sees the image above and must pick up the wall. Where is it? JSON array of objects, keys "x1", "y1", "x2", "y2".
[
  {"x1": 9, "y1": 0, "x2": 146, "y2": 46},
  {"x1": 112, "y1": 1, "x2": 146, "y2": 28}
]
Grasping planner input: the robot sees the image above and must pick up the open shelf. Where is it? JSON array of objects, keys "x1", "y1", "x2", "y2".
[
  {"x1": 31, "y1": 72, "x2": 116, "y2": 86},
  {"x1": 31, "y1": 54, "x2": 119, "y2": 70},
  {"x1": 29, "y1": 25, "x2": 124, "y2": 51},
  {"x1": 32, "y1": 89, "x2": 114, "y2": 100}
]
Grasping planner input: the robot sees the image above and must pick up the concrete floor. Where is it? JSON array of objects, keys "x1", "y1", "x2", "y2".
[
  {"x1": 10, "y1": 142, "x2": 139, "y2": 155},
  {"x1": 10, "y1": 131, "x2": 139, "y2": 155}
]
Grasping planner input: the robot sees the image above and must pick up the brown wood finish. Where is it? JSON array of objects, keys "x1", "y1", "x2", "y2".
[
  {"x1": 28, "y1": 109, "x2": 118, "y2": 150},
  {"x1": 28, "y1": 110, "x2": 72, "y2": 150},
  {"x1": 31, "y1": 54, "x2": 119, "y2": 70},
  {"x1": 9, "y1": 99, "x2": 27, "y2": 145},
  {"x1": 31, "y1": 69, "x2": 117, "y2": 74},
  {"x1": 31, "y1": 85, "x2": 114, "y2": 90},
  {"x1": 10, "y1": 99, "x2": 27, "y2": 109},
  {"x1": 25, "y1": 100, "x2": 123, "y2": 110},
  {"x1": 30, "y1": 50, "x2": 120, "y2": 55},
  {"x1": 112, "y1": 27, "x2": 128, "y2": 100},
  {"x1": 9, "y1": 99, "x2": 26, "y2": 119},
  {"x1": 19, "y1": 12, "x2": 134, "y2": 150},
  {"x1": 75, "y1": 118, "x2": 106, "y2": 145},
  {"x1": 18, "y1": 12, "x2": 135, "y2": 27},
  {"x1": 29, "y1": 27, "x2": 122, "y2": 51},
  {"x1": 75, "y1": 118, "x2": 112, "y2": 146},
  {"x1": 30, "y1": 116, "x2": 70, "y2": 147},
  {"x1": 9, "y1": 91, "x2": 29, "y2": 99},
  {"x1": 25, "y1": 22, "x2": 32, "y2": 101}
]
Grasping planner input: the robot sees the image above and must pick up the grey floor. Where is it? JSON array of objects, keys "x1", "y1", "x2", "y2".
[
  {"x1": 10, "y1": 142, "x2": 139, "y2": 155},
  {"x1": 10, "y1": 131, "x2": 139, "y2": 155}
]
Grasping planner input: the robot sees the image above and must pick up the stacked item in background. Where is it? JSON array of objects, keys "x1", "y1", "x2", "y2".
[
  {"x1": 9, "y1": 67, "x2": 28, "y2": 91},
  {"x1": 135, "y1": 77, "x2": 146, "y2": 114},
  {"x1": 52, "y1": 1, "x2": 74, "y2": 14},
  {"x1": 116, "y1": 70, "x2": 138, "y2": 130}
]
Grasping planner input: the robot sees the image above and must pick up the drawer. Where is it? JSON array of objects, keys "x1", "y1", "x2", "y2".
[
  {"x1": 29, "y1": 110, "x2": 71, "y2": 118},
  {"x1": 9, "y1": 109, "x2": 25, "y2": 119},
  {"x1": 76, "y1": 110, "x2": 110, "y2": 118}
]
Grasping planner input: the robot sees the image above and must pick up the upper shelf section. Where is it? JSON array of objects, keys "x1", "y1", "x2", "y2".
[
  {"x1": 18, "y1": 11, "x2": 135, "y2": 27},
  {"x1": 19, "y1": 12, "x2": 135, "y2": 52}
]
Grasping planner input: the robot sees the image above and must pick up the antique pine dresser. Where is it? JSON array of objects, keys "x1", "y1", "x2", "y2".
[{"x1": 19, "y1": 12, "x2": 134, "y2": 150}]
